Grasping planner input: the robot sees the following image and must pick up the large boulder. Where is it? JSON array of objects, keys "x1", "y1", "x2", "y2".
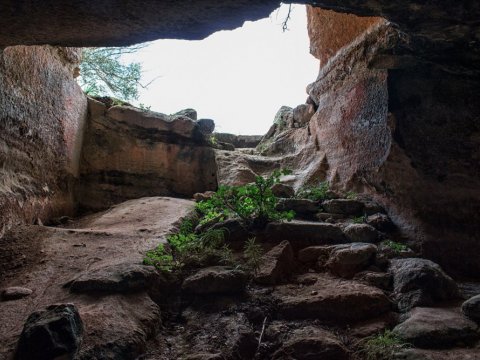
[
  {"x1": 173, "y1": 108, "x2": 197, "y2": 120},
  {"x1": 292, "y1": 103, "x2": 316, "y2": 127},
  {"x1": 197, "y1": 118, "x2": 215, "y2": 134},
  {"x1": 393, "y1": 307, "x2": 479, "y2": 348},
  {"x1": 462, "y1": 295, "x2": 480, "y2": 323},
  {"x1": 322, "y1": 199, "x2": 364, "y2": 215},
  {"x1": 272, "y1": 326, "x2": 349, "y2": 360},
  {"x1": 326, "y1": 243, "x2": 378, "y2": 278},
  {"x1": 182, "y1": 266, "x2": 248, "y2": 294},
  {"x1": 274, "y1": 273, "x2": 391, "y2": 324},
  {"x1": 366, "y1": 213, "x2": 394, "y2": 232},
  {"x1": 263, "y1": 221, "x2": 346, "y2": 250},
  {"x1": 255, "y1": 240, "x2": 294, "y2": 285},
  {"x1": 271, "y1": 183, "x2": 295, "y2": 198},
  {"x1": 65, "y1": 263, "x2": 161, "y2": 294},
  {"x1": 389, "y1": 258, "x2": 460, "y2": 312},
  {"x1": 273, "y1": 106, "x2": 294, "y2": 130},
  {"x1": 276, "y1": 199, "x2": 319, "y2": 219},
  {"x1": 344, "y1": 223, "x2": 379, "y2": 243},
  {"x1": 16, "y1": 304, "x2": 84, "y2": 360}
]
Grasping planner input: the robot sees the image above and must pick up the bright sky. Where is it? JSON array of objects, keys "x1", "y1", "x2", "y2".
[{"x1": 124, "y1": 4, "x2": 318, "y2": 135}]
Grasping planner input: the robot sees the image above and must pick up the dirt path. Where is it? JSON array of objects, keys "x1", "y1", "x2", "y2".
[{"x1": 0, "y1": 197, "x2": 194, "y2": 359}]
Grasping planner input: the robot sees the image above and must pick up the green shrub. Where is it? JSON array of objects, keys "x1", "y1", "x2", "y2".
[
  {"x1": 346, "y1": 190, "x2": 357, "y2": 200},
  {"x1": 243, "y1": 238, "x2": 263, "y2": 274},
  {"x1": 196, "y1": 169, "x2": 295, "y2": 229},
  {"x1": 296, "y1": 182, "x2": 330, "y2": 201},
  {"x1": 358, "y1": 330, "x2": 410, "y2": 360},
  {"x1": 143, "y1": 244, "x2": 176, "y2": 272},
  {"x1": 382, "y1": 240, "x2": 409, "y2": 253},
  {"x1": 352, "y1": 216, "x2": 365, "y2": 224}
]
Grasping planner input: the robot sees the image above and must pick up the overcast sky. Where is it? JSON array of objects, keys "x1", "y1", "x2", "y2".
[{"x1": 124, "y1": 4, "x2": 318, "y2": 135}]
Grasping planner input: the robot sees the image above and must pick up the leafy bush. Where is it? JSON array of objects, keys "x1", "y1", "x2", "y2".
[
  {"x1": 143, "y1": 244, "x2": 176, "y2": 272},
  {"x1": 346, "y1": 190, "x2": 357, "y2": 200},
  {"x1": 243, "y1": 238, "x2": 263, "y2": 274},
  {"x1": 352, "y1": 216, "x2": 365, "y2": 224},
  {"x1": 196, "y1": 169, "x2": 295, "y2": 228},
  {"x1": 296, "y1": 182, "x2": 330, "y2": 201},
  {"x1": 358, "y1": 330, "x2": 410, "y2": 360},
  {"x1": 382, "y1": 240, "x2": 409, "y2": 254}
]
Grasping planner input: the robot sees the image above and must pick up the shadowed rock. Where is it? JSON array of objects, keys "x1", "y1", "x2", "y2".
[
  {"x1": 182, "y1": 266, "x2": 248, "y2": 294},
  {"x1": 255, "y1": 240, "x2": 294, "y2": 285}
]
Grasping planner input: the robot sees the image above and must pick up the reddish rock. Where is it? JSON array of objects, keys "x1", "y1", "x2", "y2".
[
  {"x1": 326, "y1": 243, "x2": 377, "y2": 278},
  {"x1": 344, "y1": 223, "x2": 379, "y2": 243},
  {"x1": 274, "y1": 273, "x2": 391, "y2": 324},
  {"x1": 255, "y1": 240, "x2": 294, "y2": 285},
  {"x1": 1, "y1": 287, "x2": 33, "y2": 301},
  {"x1": 182, "y1": 266, "x2": 248, "y2": 294}
]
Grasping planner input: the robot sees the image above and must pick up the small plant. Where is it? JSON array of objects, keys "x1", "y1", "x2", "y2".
[
  {"x1": 209, "y1": 135, "x2": 218, "y2": 146},
  {"x1": 244, "y1": 238, "x2": 263, "y2": 274},
  {"x1": 296, "y1": 182, "x2": 330, "y2": 201},
  {"x1": 358, "y1": 330, "x2": 410, "y2": 360},
  {"x1": 143, "y1": 244, "x2": 176, "y2": 272},
  {"x1": 199, "y1": 228, "x2": 228, "y2": 249},
  {"x1": 352, "y1": 216, "x2": 365, "y2": 224},
  {"x1": 382, "y1": 240, "x2": 409, "y2": 253},
  {"x1": 219, "y1": 244, "x2": 235, "y2": 265},
  {"x1": 139, "y1": 103, "x2": 151, "y2": 111},
  {"x1": 196, "y1": 169, "x2": 295, "y2": 229},
  {"x1": 346, "y1": 191, "x2": 357, "y2": 200}
]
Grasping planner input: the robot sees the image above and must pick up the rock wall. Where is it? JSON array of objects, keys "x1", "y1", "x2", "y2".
[
  {"x1": 77, "y1": 100, "x2": 217, "y2": 211},
  {"x1": 259, "y1": 6, "x2": 480, "y2": 276},
  {"x1": 0, "y1": 46, "x2": 87, "y2": 234}
]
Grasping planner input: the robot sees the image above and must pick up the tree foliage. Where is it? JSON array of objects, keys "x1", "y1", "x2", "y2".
[{"x1": 78, "y1": 45, "x2": 147, "y2": 101}]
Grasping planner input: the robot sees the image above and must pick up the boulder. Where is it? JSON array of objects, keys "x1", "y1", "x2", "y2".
[
  {"x1": 197, "y1": 118, "x2": 215, "y2": 134},
  {"x1": 173, "y1": 108, "x2": 197, "y2": 120},
  {"x1": 344, "y1": 223, "x2": 379, "y2": 243},
  {"x1": 354, "y1": 271, "x2": 392, "y2": 290},
  {"x1": 316, "y1": 212, "x2": 346, "y2": 222},
  {"x1": 65, "y1": 263, "x2": 161, "y2": 294},
  {"x1": 297, "y1": 245, "x2": 332, "y2": 264},
  {"x1": 271, "y1": 183, "x2": 295, "y2": 198},
  {"x1": 16, "y1": 304, "x2": 84, "y2": 360},
  {"x1": 272, "y1": 326, "x2": 349, "y2": 360},
  {"x1": 274, "y1": 273, "x2": 391, "y2": 323},
  {"x1": 462, "y1": 295, "x2": 480, "y2": 322},
  {"x1": 362, "y1": 200, "x2": 386, "y2": 215},
  {"x1": 255, "y1": 240, "x2": 294, "y2": 285},
  {"x1": 276, "y1": 198, "x2": 319, "y2": 218},
  {"x1": 322, "y1": 199, "x2": 364, "y2": 215},
  {"x1": 389, "y1": 258, "x2": 460, "y2": 312},
  {"x1": 292, "y1": 103, "x2": 316, "y2": 127},
  {"x1": 366, "y1": 213, "x2": 394, "y2": 231},
  {"x1": 393, "y1": 307, "x2": 479, "y2": 348},
  {"x1": 1, "y1": 287, "x2": 32, "y2": 301},
  {"x1": 263, "y1": 221, "x2": 346, "y2": 250},
  {"x1": 182, "y1": 266, "x2": 248, "y2": 294},
  {"x1": 327, "y1": 243, "x2": 378, "y2": 278},
  {"x1": 273, "y1": 106, "x2": 293, "y2": 130}
]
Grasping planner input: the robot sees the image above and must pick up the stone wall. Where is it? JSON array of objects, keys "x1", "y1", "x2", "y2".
[
  {"x1": 76, "y1": 100, "x2": 217, "y2": 211},
  {"x1": 0, "y1": 46, "x2": 87, "y2": 234}
]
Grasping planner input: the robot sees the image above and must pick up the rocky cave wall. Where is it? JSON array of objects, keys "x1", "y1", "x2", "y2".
[
  {"x1": 0, "y1": 46, "x2": 87, "y2": 235},
  {"x1": 303, "y1": 7, "x2": 480, "y2": 276},
  {"x1": 76, "y1": 100, "x2": 217, "y2": 212}
]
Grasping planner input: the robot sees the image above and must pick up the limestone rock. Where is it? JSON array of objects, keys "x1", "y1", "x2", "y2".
[
  {"x1": 393, "y1": 307, "x2": 479, "y2": 348},
  {"x1": 255, "y1": 240, "x2": 294, "y2": 285},
  {"x1": 65, "y1": 263, "x2": 161, "y2": 294},
  {"x1": 322, "y1": 199, "x2": 364, "y2": 215},
  {"x1": 344, "y1": 223, "x2": 379, "y2": 243},
  {"x1": 272, "y1": 326, "x2": 349, "y2": 360},
  {"x1": 264, "y1": 221, "x2": 346, "y2": 250},
  {"x1": 292, "y1": 103, "x2": 316, "y2": 127},
  {"x1": 389, "y1": 258, "x2": 460, "y2": 312},
  {"x1": 462, "y1": 295, "x2": 480, "y2": 322},
  {"x1": 197, "y1": 118, "x2": 215, "y2": 134},
  {"x1": 297, "y1": 245, "x2": 332, "y2": 264},
  {"x1": 366, "y1": 213, "x2": 394, "y2": 231},
  {"x1": 173, "y1": 108, "x2": 197, "y2": 120},
  {"x1": 1, "y1": 287, "x2": 33, "y2": 301},
  {"x1": 327, "y1": 243, "x2": 377, "y2": 278},
  {"x1": 271, "y1": 183, "x2": 295, "y2": 198},
  {"x1": 16, "y1": 304, "x2": 83, "y2": 360},
  {"x1": 182, "y1": 266, "x2": 248, "y2": 294},
  {"x1": 274, "y1": 106, "x2": 293, "y2": 130},
  {"x1": 276, "y1": 198, "x2": 319, "y2": 218},
  {"x1": 274, "y1": 273, "x2": 391, "y2": 323},
  {"x1": 354, "y1": 271, "x2": 392, "y2": 290}
]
